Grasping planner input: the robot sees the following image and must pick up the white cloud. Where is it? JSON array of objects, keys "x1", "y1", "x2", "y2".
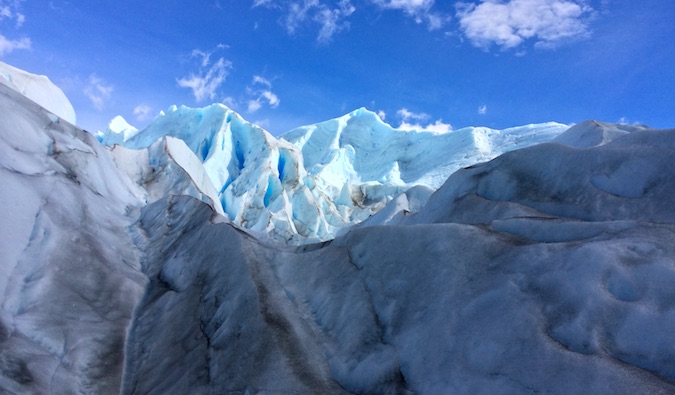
[
  {"x1": 284, "y1": 0, "x2": 316, "y2": 34},
  {"x1": 377, "y1": 110, "x2": 386, "y2": 120},
  {"x1": 315, "y1": 0, "x2": 356, "y2": 42},
  {"x1": 0, "y1": 34, "x2": 30, "y2": 56},
  {"x1": 259, "y1": 0, "x2": 356, "y2": 43},
  {"x1": 399, "y1": 119, "x2": 452, "y2": 133},
  {"x1": 247, "y1": 99, "x2": 263, "y2": 113},
  {"x1": 133, "y1": 104, "x2": 152, "y2": 122},
  {"x1": 252, "y1": 75, "x2": 272, "y2": 88},
  {"x1": 261, "y1": 90, "x2": 280, "y2": 107},
  {"x1": 617, "y1": 117, "x2": 642, "y2": 125},
  {"x1": 0, "y1": 1, "x2": 25, "y2": 27},
  {"x1": 247, "y1": 75, "x2": 281, "y2": 113},
  {"x1": 83, "y1": 75, "x2": 113, "y2": 111},
  {"x1": 370, "y1": 0, "x2": 448, "y2": 30},
  {"x1": 478, "y1": 104, "x2": 487, "y2": 115},
  {"x1": 248, "y1": 90, "x2": 280, "y2": 113},
  {"x1": 14, "y1": 12, "x2": 24, "y2": 27},
  {"x1": 457, "y1": 0, "x2": 593, "y2": 50},
  {"x1": 397, "y1": 107, "x2": 429, "y2": 122},
  {"x1": 0, "y1": 1, "x2": 30, "y2": 55},
  {"x1": 177, "y1": 47, "x2": 232, "y2": 102},
  {"x1": 253, "y1": 0, "x2": 275, "y2": 7},
  {"x1": 222, "y1": 96, "x2": 237, "y2": 109},
  {"x1": 370, "y1": 0, "x2": 433, "y2": 15},
  {"x1": 396, "y1": 107, "x2": 451, "y2": 132}
]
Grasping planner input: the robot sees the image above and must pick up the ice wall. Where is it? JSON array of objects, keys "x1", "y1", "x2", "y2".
[{"x1": 100, "y1": 105, "x2": 569, "y2": 243}]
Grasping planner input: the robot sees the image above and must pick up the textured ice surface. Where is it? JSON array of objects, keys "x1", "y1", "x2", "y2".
[
  {"x1": 111, "y1": 136, "x2": 225, "y2": 216},
  {"x1": 552, "y1": 119, "x2": 648, "y2": 148},
  {"x1": 2, "y1": 62, "x2": 675, "y2": 394},
  {"x1": 0, "y1": 83, "x2": 145, "y2": 393},
  {"x1": 0, "y1": 61, "x2": 76, "y2": 125},
  {"x1": 99, "y1": 105, "x2": 569, "y2": 243},
  {"x1": 120, "y1": 125, "x2": 675, "y2": 394}
]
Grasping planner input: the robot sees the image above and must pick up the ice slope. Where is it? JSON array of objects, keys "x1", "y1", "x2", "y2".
[
  {"x1": 111, "y1": 136, "x2": 226, "y2": 217},
  {"x1": 123, "y1": 122, "x2": 675, "y2": 393},
  {"x1": 282, "y1": 108, "x2": 567, "y2": 190},
  {"x1": 101, "y1": 104, "x2": 569, "y2": 243},
  {"x1": 552, "y1": 119, "x2": 649, "y2": 148},
  {"x1": 356, "y1": 118, "x2": 668, "y2": 230},
  {"x1": 2, "y1": 62, "x2": 674, "y2": 393},
  {"x1": 0, "y1": 82, "x2": 146, "y2": 393},
  {"x1": 0, "y1": 61, "x2": 76, "y2": 125},
  {"x1": 116, "y1": 103, "x2": 328, "y2": 242}
]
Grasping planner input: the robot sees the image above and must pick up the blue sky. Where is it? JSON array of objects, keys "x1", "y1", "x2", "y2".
[{"x1": 0, "y1": 0, "x2": 673, "y2": 135}]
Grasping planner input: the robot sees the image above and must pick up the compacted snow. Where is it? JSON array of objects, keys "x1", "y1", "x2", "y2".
[{"x1": 1, "y1": 63, "x2": 674, "y2": 394}]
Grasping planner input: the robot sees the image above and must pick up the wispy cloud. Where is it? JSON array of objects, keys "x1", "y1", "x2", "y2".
[
  {"x1": 84, "y1": 75, "x2": 114, "y2": 110},
  {"x1": 457, "y1": 0, "x2": 593, "y2": 50},
  {"x1": 83, "y1": 75, "x2": 113, "y2": 111},
  {"x1": 222, "y1": 96, "x2": 238, "y2": 109},
  {"x1": 0, "y1": 1, "x2": 25, "y2": 27},
  {"x1": 256, "y1": 0, "x2": 356, "y2": 43},
  {"x1": 315, "y1": 0, "x2": 356, "y2": 42},
  {"x1": 133, "y1": 104, "x2": 152, "y2": 122},
  {"x1": 247, "y1": 75, "x2": 280, "y2": 113},
  {"x1": 0, "y1": 35, "x2": 29, "y2": 56},
  {"x1": 478, "y1": 104, "x2": 487, "y2": 115},
  {"x1": 617, "y1": 117, "x2": 642, "y2": 126},
  {"x1": 397, "y1": 107, "x2": 429, "y2": 122},
  {"x1": 252, "y1": 75, "x2": 272, "y2": 88},
  {"x1": 396, "y1": 107, "x2": 452, "y2": 132},
  {"x1": 0, "y1": 0, "x2": 30, "y2": 55},
  {"x1": 253, "y1": 0, "x2": 275, "y2": 7},
  {"x1": 177, "y1": 46, "x2": 232, "y2": 102},
  {"x1": 370, "y1": 0, "x2": 448, "y2": 30},
  {"x1": 399, "y1": 119, "x2": 452, "y2": 133}
]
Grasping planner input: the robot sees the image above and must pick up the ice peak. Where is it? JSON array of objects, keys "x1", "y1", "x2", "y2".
[
  {"x1": 96, "y1": 115, "x2": 140, "y2": 145},
  {"x1": 99, "y1": 102, "x2": 571, "y2": 243}
]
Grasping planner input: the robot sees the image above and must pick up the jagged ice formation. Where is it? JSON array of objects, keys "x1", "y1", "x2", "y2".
[{"x1": 1, "y1": 63, "x2": 674, "y2": 394}]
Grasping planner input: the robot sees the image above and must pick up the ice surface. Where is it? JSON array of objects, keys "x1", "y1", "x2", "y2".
[
  {"x1": 0, "y1": 83, "x2": 145, "y2": 393},
  {"x1": 0, "y1": 61, "x2": 76, "y2": 125},
  {"x1": 118, "y1": 121, "x2": 675, "y2": 394},
  {"x1": 99, "y1": 105, "x2": 569, "y2": 243},
  {"x1": 553, "y1": 119, "x2": 648, "y2": 148},
  {"x1": 405, "y1": 129, "x2": 675, "y2": 226},
  {"x1": 2, "y1": 62, "x2": 674, "y2": 394},
  {"x1": 111, "y1": 136, "x2": 226, "y2": 216},
  {"x1": 96, "y1": 115, "x2": 140, "y2": 145}
]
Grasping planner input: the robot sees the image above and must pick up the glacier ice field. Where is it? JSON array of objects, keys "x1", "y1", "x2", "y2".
[{"x1": 1, "y1": 61, "x2": 674, "y2": 394}]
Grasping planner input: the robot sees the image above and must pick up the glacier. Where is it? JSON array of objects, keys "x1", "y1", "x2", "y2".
[
  {"x1": 97, "y1": 102, "x2": 569, "y2": 243},
  {"x1": 1, "y1": 62, "x2": 674, "y2": 394},
  {"x1": 0, "y1": 61, "x2": 76, "y2": 126}
]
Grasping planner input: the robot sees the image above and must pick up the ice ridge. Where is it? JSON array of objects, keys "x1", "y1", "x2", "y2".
[{"x1": 99, "y1": 105, "x2": 570, "y2": 243}]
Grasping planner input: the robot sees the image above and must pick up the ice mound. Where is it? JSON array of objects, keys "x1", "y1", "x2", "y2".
[{"x1": 0, "y1": 61, "x2": 76, "y2": 125}]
